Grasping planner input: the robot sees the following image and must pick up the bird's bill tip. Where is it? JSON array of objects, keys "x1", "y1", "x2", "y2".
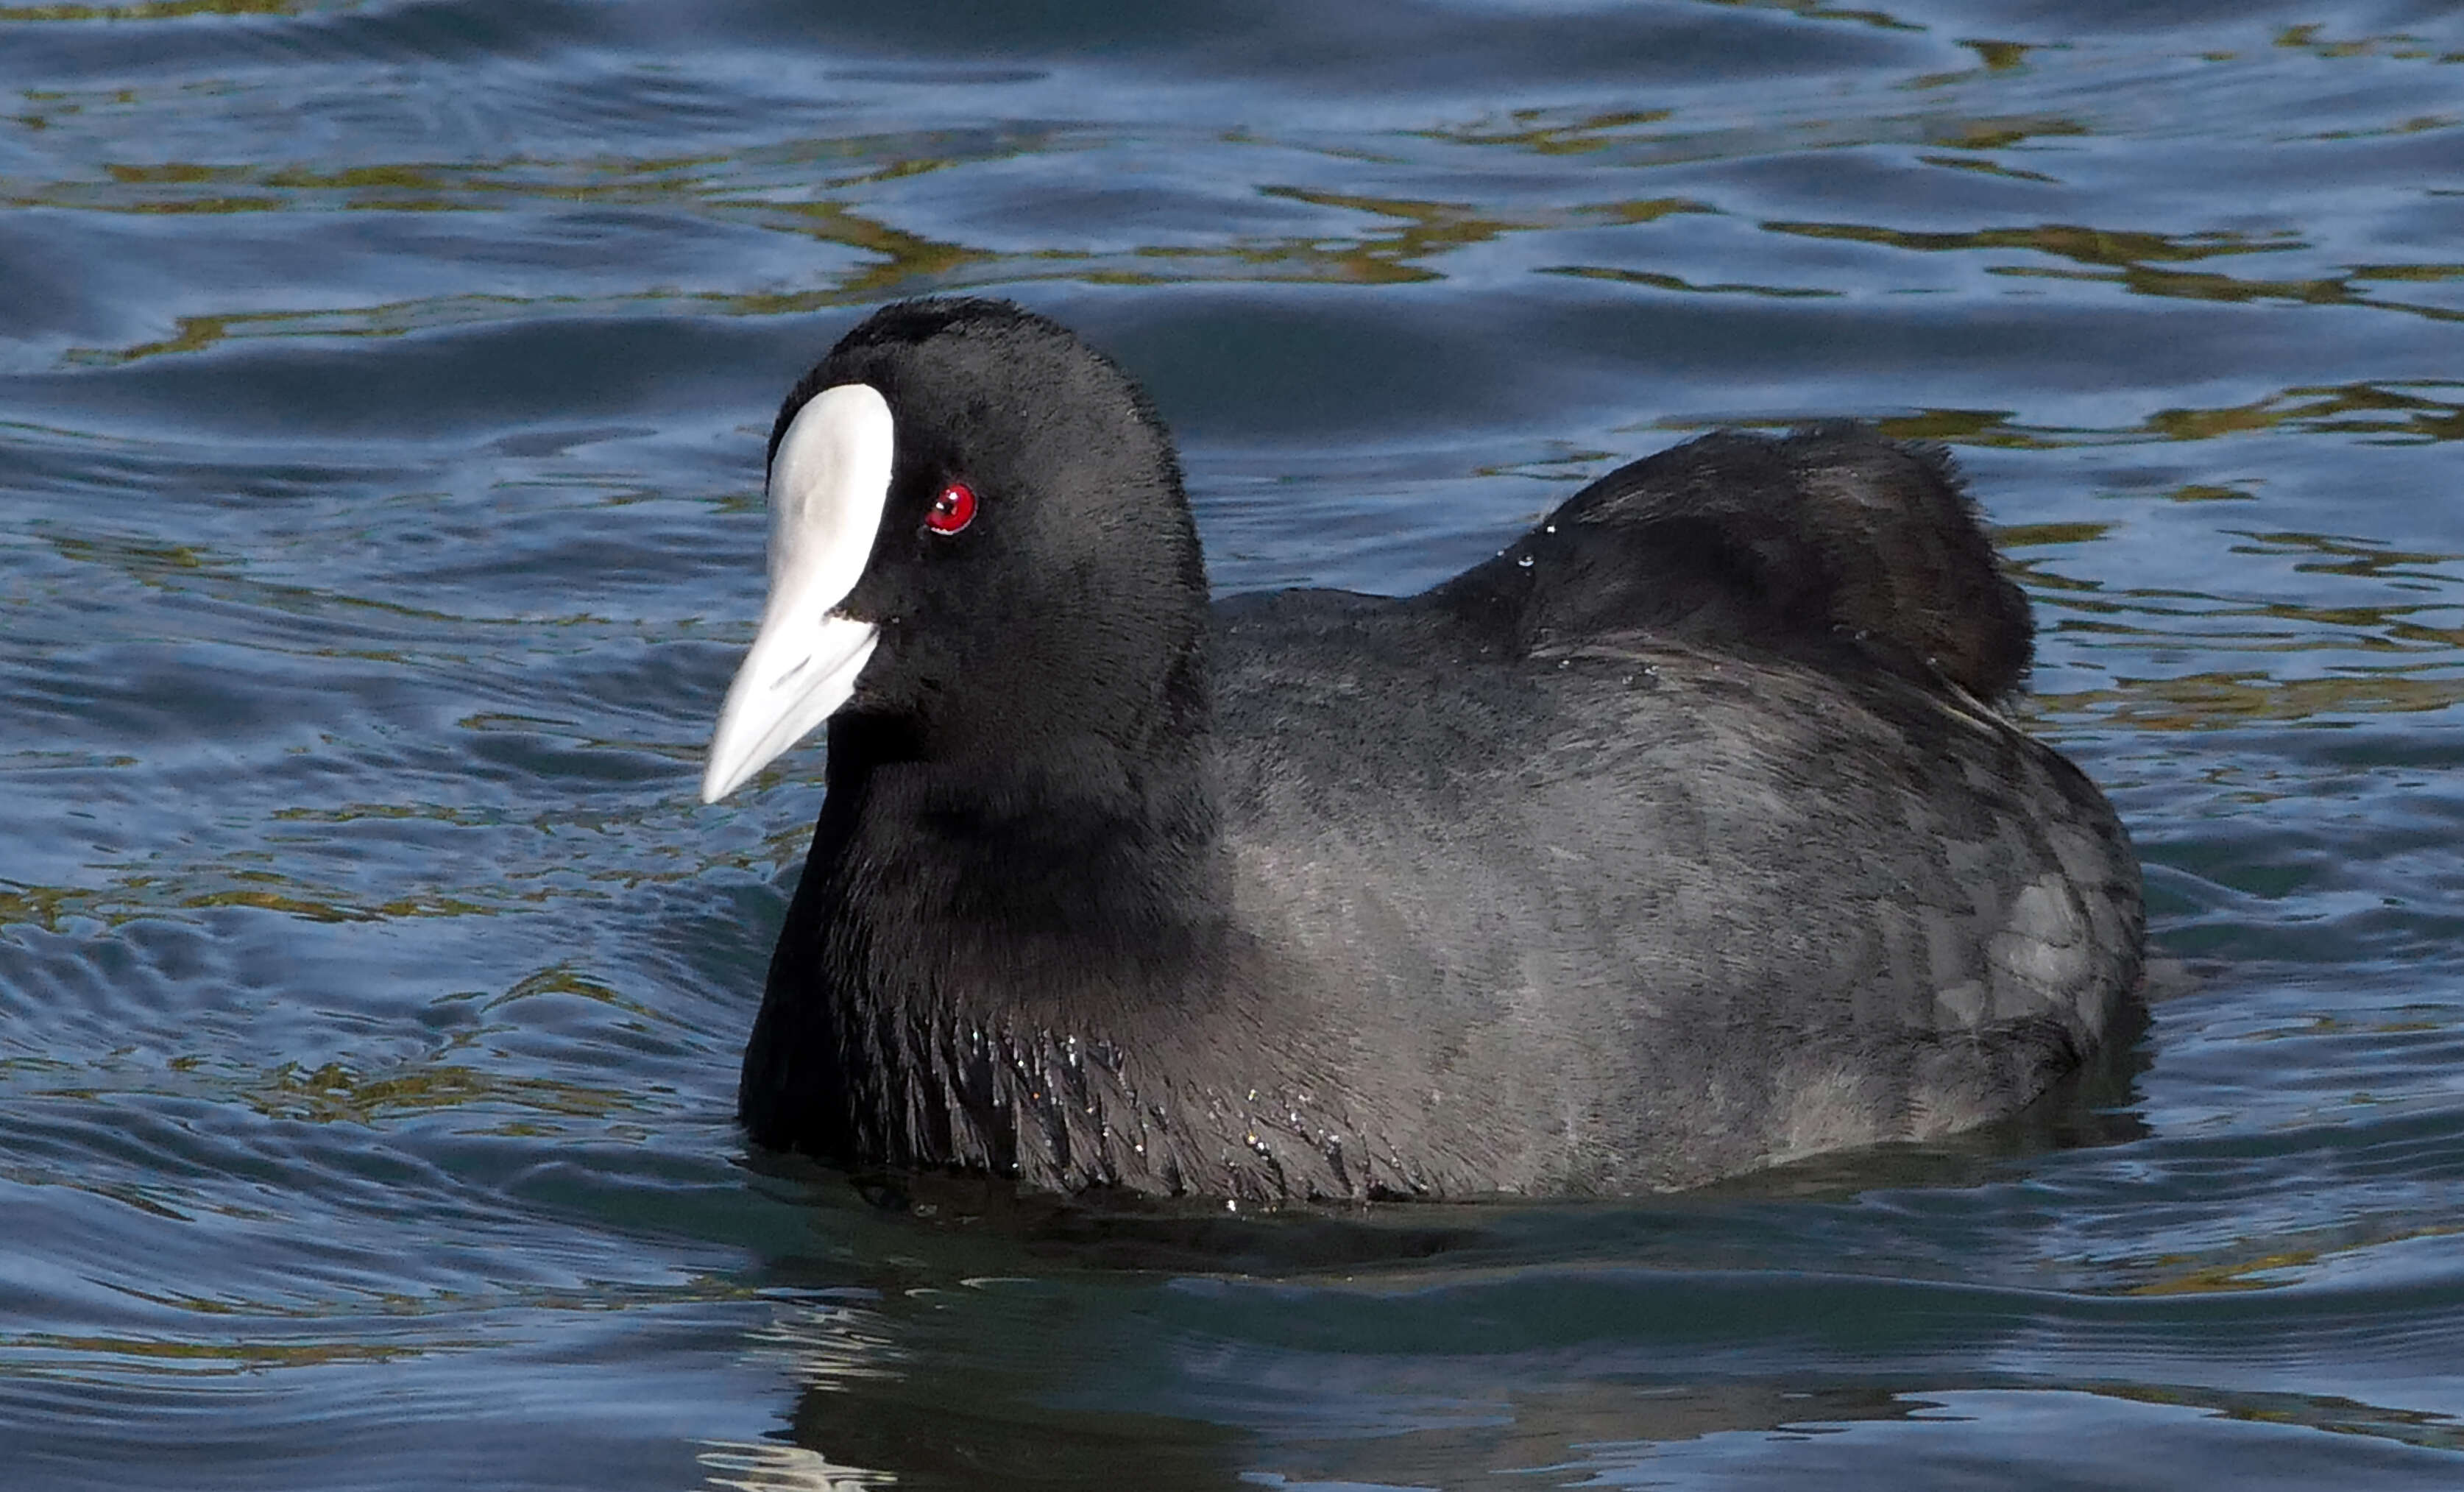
[{"x1": 700, "y1": 613, "x2": 879, "y2": 802}]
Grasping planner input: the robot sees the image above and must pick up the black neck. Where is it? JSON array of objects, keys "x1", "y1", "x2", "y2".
[
  {"x1": 739, "y1": 709, "x2": 1228, "y2": 1175},
  {"x1": 818, "y1": 703, "x2": 1221, "y2": 947}
]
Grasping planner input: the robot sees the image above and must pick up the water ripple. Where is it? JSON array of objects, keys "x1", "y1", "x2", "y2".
[{"x1": 4, "y1": 1, "x2": 2463, "y2": 1488}]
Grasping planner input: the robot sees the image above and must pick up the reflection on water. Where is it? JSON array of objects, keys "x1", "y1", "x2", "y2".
[{"x1": 3, "y1": 1, "x2": 2464, "y2": 1488}]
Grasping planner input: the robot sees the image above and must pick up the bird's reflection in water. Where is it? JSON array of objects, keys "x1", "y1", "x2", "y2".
[{"x1": 715, "y1": 1017, "x2": 2156, "y2": 1492}]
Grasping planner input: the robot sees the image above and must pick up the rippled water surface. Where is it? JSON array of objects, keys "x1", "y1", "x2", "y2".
[{"x1": 5, "y1": 2, "x2": 2464, "y2": 1487}]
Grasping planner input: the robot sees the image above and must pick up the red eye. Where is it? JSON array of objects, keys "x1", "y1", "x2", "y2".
[{"x1": 925, "y1": 481, "x2": 977, "y2": 535}]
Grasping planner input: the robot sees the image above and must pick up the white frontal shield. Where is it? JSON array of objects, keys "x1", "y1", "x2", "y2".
[{"x1": 701, "y1": 383, "x2": 893, "y2": 803}]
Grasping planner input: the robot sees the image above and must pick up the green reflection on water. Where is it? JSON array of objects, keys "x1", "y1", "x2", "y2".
[
  {"x1": 41, "y1": 524, "x2": 648, "y2": 636},
  {"x1": 2037, "y1": 672, "x2": 2464, "y2": 730},
  {"x1": 0, "y1": 871, "x2": 508, "y2": 933},
  {"x1": 0, "y1": 813, "x2": 798, "y2": 933},
  {"x1": 1956, "y1": 521, "x2": 2464, "y2": 729},
  {"x1": 2117, "y1": 1219, "x2": 2463, "y2": 1298},
  {"x1": 1997, "y1": 521, "x2": 2112, "y2": 549},
  {"x1": 0, "y1": 0, "x2": 291, "y2": 19},
  {"x1": 1962, "y1": 39, "x2": 2031, "y2": 71},
  {"x1": 247, "y1": 1058, "x2": 631, "y2": 1125},
  {"x1": 1694, "y1": 0, "x2": 1920, "y2": 33},
  {"x1": 1997, "y1": 263, "x2": 2463, "y2": 324},
  {"x1": 1252, "y1": 185, "x2": 1710, "y2": 285},
  {"x1": 1542, "y1": 264, "x2": 1840, "y2": 298},
  {"x1": 1771, "y1": 218, "x2": 2464, "y2": 325},
  {"x1": 1769, "y1": 219, "x2": 2299, "y2": 269},
  {"x1": 1410, "y1": 107, "x2": 1676, "y2": 157},
  {"x1": 0, "y1": 1332, "x2": 434, "y2": 1372},
  {"x1": 2086, "y1": 1384, "x2": 2464, "y2": 1454},
  {"x1": 32, "y1": 171, "x2": 1730, "y2": 361},
  {"x1": 1914, "y1": 152, "x2": 2061, "y2": 184},
  {"x1": 1659, "y1": 383, "x2": 2464, "y2": 449},
  {"x1": 41, "y1": 118, "x2": 2458, "y2": 372},
  {"x1": 478, "y1": 961, "x2": 664, "y2": 1023},
  {"x1": 1418, "y1": 103, "x2": 2086, "y2": 160},
  {"x1": 2308, "y1": 113, "x2": 2459, "y2": 142},
  {"x1": 2273, "y1": 23, "x2": 2463, "y2": 63},
  {"x1": 2233, "y1": 530, "x2": 2463, "y2": 583}
]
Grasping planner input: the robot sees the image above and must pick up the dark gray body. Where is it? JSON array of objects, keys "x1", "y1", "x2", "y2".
[
  {"x1": 746, "y1": 584, "x2": 2139, "y2": 1203},
  {"x1": 1202, "y1": 589, "x2": 2139, "y2": 1195}
]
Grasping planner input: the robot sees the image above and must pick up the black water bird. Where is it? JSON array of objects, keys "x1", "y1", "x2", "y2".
[{"x1": 701, "y1": 297, "x2": 2144, "y2": 1201}]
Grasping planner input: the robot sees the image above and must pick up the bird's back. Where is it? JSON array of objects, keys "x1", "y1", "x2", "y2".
[
  {"x1": 1430, "y1": 423, "x2": 2035, "y2": 703},
  {"x1": 1203, "y1": 428, "x2": 2140, "y2": 1194}
]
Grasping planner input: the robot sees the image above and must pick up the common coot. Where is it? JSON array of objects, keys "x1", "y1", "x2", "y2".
[{"x1": 701, "y1": 297, "x2": 2144, "y2": 1202}]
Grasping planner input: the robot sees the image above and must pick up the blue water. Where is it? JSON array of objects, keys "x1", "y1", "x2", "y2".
[{"x1": 4, "y1": 2, "x2": 2463, "y2": 1488}]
